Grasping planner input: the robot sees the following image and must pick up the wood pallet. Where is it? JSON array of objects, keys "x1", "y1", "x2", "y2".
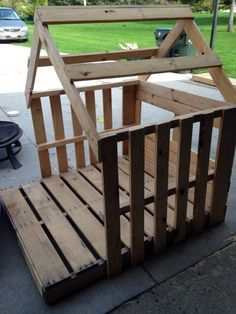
[
  {"x1": 1, "y1": 5, "x2": 236, "y2": 304},
  {"x1": 0, "y1": 154, "x2": 214, "y2": 303}
]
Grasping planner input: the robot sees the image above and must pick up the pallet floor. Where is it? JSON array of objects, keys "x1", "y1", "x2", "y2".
[{"x1": 1, "y1": 156, "x2": 212, "y2": 303}]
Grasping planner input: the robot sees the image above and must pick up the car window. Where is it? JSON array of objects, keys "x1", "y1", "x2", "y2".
[{"x1": 0, "y1": 9, "x2": 20, "y2": 20}]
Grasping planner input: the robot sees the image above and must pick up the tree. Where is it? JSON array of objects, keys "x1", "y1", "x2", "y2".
[{"x1": 227, "y1": 0, "x2": 235, "y2": 32}]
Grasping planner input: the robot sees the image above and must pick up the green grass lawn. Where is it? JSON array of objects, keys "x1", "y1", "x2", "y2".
[{"x1": 17, "y1": 12, "x2": 236, "y2": 78}]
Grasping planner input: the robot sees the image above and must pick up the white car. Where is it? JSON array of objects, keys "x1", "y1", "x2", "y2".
[{"x1": 0, "y1": 7, "x2": 29, "y2": 41}]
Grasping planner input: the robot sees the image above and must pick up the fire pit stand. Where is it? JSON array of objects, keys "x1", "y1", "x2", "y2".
[{"x1": 0, "y1": 121, "x2": 23, "y2": 169}]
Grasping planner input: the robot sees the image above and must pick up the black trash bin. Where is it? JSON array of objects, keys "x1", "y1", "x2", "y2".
[{"x1": 154, "y1": 28, "x2": 195, "y2": 57}]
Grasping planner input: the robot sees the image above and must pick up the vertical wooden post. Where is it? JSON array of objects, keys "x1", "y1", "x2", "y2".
[
  {"x1": 85, "y1": 91, "x2": 97, "y2": 165},
  {"x1": 71, "y1": 105, "x2": 86, "y2": 168},
  {"x1": 103, "y1": 89, "x2": 113, "y2": 130},
  {"x1": 50, "y1": 95, "x2": 68, "y2": 173},
  {"x1": 210, "y1": 108, "x2": 236, "y2": 225},
  {"x1": 100, "y1": 136, "x2": 122, "y2": 276},
  {"x1": 193, "y1": 113, "x2": 214, "y2": 232},
  {"x1": 122, "y1": 85, "x2": 141, "y2": 155},
  {"x1": 174, "y1": 117, "x2": 193, "y2": 242},
  {"x1": 31, "y1": 98, "x2": 51, "y2": 178},
  {"x1": 154, "y1": 122, "x2": 170, "y2": 253},
  {"x1": 129, "y1": 129, "x2": 145, "y2": 265}
]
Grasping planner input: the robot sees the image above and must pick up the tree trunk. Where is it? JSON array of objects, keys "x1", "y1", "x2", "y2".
[{"x1": 227, "y1": 0, "x2": 235, "y2": 32}]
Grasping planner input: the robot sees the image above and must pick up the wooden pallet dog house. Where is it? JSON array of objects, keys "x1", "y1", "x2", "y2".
[{"x1": 1, "y1": 5, "x2": 236, "y2": 303}]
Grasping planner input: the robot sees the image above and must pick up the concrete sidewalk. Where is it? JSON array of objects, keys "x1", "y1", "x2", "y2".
[{"x1": 0, "y1": 44, "x2": 235, "y2": 314}]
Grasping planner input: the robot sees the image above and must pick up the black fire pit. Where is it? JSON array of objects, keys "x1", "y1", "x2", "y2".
[{"x1": 0, "y1": 121, "x2": 23, "y2": 169}]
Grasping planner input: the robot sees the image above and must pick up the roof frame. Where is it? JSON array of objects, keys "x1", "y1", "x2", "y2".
[{"x1": 25, "y1": 5, "x2": 236, "y2": 160}]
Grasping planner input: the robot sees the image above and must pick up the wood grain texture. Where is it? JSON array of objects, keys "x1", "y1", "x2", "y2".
[
  {"x1": 37, "y1": 6, "x2": 193, "y2": 24},
  {"x1": 31, "y1": 98, "x2": 51, "y2": 177},
  {"x1": 129, "y1": 129, "x2": 145, "y2": 264},
  {"x1": 154, "y1": 123, "x2": 170, "y2": 252},
  {"x1": 50, "y1": 95, "x2": 68, "y2": 172},
  {"x1": 66, "y1": 55, "x2": 221, "y2": 81},
  {"x1": 193, "y1": 113, "x2": 214, "y2": 232},
  {"x1": 100, "y1": 136, "x2": 122, "y2": 276},
  {"x1": 174, "y1": 117, "x2": 193, "y2": 242},
  {"x1": 210, "y1": 108, "x2": 236, "y2": 225}
]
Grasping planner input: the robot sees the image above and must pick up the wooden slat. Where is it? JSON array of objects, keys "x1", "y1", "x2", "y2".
[
  {"x1": 22, "y1": 181, "x2": 96, "y2": 273},
  {"x1": 122, "y1": 85, "x2": 140, "y2": 154},
  {"x1": 50, "y1": 95, "x2": 68, "y2": 172},
  {"x1": 210, "y1": 108, "x2": 236, "y2": 225},
  {"x1": 139, "y1": 81, "x2": 230, "y2": 112},
  {"x1": 154, "y1": 123, "x2": 170, "y2": 252},
  {"x1": 184, "y1": 19, "x2": 236, "y2": 103},
  {"x1": 71, "y1": 106, "x2": 86, "y2": 168},
  {"x1": 99, "y1": 136, "x2": 122, "y2": 276},
  {"x1": 31, "y1": 98, "x2": 51, "y2": 177},
  {"x1": 25, "y1": 27, "x2": 41, "y2": 107},
  {"x1": 65, "y1": 55, "x2": 221, "y2": 81},
  {"x1": 35, "y1": 17, "x2": 99, "y2": 159},
  {"x1": 174, "y1": 117, "x2": 193, "y2": 242},
  {"x1": 0, "y1": 188, "x2": 70, "y2": 287},
  {"x1": 129, "y1": 129, "x2": 145, "y2": 264},
  {"x1": 38, "y1": 48, "x2": 159, "y2": 66},
  {"x1": 103, "y1": 89, "x2": 112, "y2": 130},
  {"x1": 85, "y1": 91, "x2": 97, "y2": 164},
  {"x1": 62, "y1": 171, "x2": 104, "y2": 220},
  {"x1": 137, "y1": 89, "x2": 195, "y2": 116},
  {"x1": 193, "y1": 113, "x2": 214, "y2": 232},
  {"x1": 37, "y1": 6, "x2": 193, "y2": 24},
  {"x1": 43, "y1": 176, "x2": 106, "y2": 259}
]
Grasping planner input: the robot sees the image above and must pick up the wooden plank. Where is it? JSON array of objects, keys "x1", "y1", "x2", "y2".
[
  {"x1": 38, "y1": 48, "x2": 159, "y2": 66},
  {"x1": 71, "y1": 106, "x2": 86, "y2": 168},
  {"x1": 99, "y1": 136, "x2": 122, "y2": 276},
  {"x1": 103, "y1": 89, "x2": 113, "y2": 130},
  {"x1": 35, "y1": 17, "x2": 99, "y2": 159},
  {"x1": 31, "y1": 98, "x2": 51, "y2": 177},
  {"x1": 65, "y1": 55, "x2": 221, "y2": 81},
  {"x1": 22, "y1": 181, "x2": 96, "y2": 273},
  {"x1": 85, "y1": 90, "x2": 97, "y2": 165},
  {"x1": 154, "y1": 123, "x2": 170, "y2": 252},
  {"x1": 184, "y1": 19, "x2": 236, "y2": 103},
  {"x1": 49, "y1": 95, "x2": 68, "y2": 172},
  {"x1": 193, "y1": 113, "x2": 214, "y2": 232},
  {"x1": 139, "y1": 81, "x2": 230, "y2": 112},
  {"x1": 210, "y1": 108, "x2": 236, "y2": 225},
  {"x1": 43, "y1": 176, "x2": 106, "y2": 259},
  {"x1": 137, "y1": 88, "x2": 196, "y2": 116},
  {"x1": 122, "y1": 85, "x2": 140, "y2": 154},
  {"x1": 25, "y1": 27, "x2": 41, "y2": 107},
  {"x1": 129, "y1": 129, "x2": 145, "y2": 264},
  {"x1": 0, "y1": 188, "x2": 70, "y2": 288},
  {"x1": 174, "y1": 117, "x2": 193, "y2": 242},
  {"x1": 192, "y1": 73, "x2": 236, "y2": 88},
  {"x1": 37, "y1": 6, "x2": 193, "y2": 24}
]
